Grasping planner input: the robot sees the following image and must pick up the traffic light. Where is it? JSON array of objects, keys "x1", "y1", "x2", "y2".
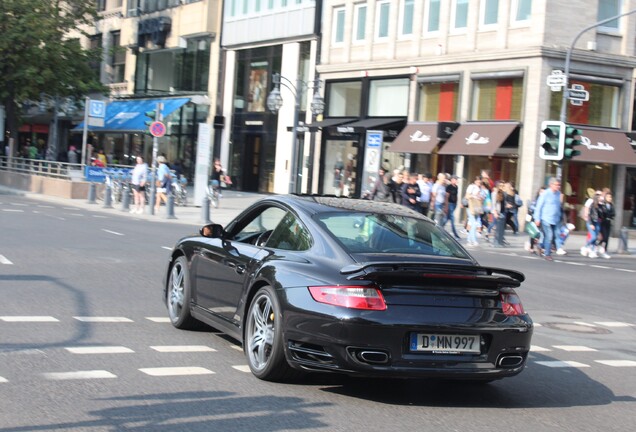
[
  {"x1": 539, "y1": 120, "x2": 565, "y2": 161},
  {"x1": 563, "y1": 125, "x2": 582, "y2": 160},
  {"x1": 144, "y1": 110, "x2": 157, "y2": 135}
]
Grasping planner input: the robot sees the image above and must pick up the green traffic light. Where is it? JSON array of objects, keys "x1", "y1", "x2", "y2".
[{"x1": 563, "y1": 125, "x2": 582, "y2": 160}]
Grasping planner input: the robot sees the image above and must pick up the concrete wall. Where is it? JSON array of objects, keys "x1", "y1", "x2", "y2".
[{"x1": 0, "y1": 172, "x2": 92, "y2": 200}]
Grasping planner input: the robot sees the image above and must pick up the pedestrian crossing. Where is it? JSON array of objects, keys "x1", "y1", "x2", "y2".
[{"x1": 1, "y1": 316, "x2": 634, "y2": 384}]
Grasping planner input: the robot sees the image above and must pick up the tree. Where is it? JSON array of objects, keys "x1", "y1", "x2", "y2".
[{"x1": 0, "y1": 0, "x2": 105, "y2": 154}]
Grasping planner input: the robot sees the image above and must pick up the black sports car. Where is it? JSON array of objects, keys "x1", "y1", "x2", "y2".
[{"x1": 163, "y1": 196, "x2": 532, "y2": 382}]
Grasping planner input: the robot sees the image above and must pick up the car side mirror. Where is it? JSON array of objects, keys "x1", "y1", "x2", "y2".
[{"x1": 200, "y1": 223, "x2": 224, "y2": 238}]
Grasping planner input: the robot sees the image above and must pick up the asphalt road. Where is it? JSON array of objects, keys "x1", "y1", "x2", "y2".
[{"x1": 1, "y1": 191, "x2": 635, "y2": 432}]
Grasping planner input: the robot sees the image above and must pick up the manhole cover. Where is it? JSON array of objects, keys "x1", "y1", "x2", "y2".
[{"x1": 542, "y1": 322, "x2": 612, "y2": 334}]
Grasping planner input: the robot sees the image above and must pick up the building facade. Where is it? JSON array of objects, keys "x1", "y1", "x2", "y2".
[{"x1": 315, "y1": 0, "x2": 636, "y2": 231}]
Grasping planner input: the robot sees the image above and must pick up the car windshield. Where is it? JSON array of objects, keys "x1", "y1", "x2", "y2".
[{"x1": 316, "y1": 212, "x2": 470, "y2": 259}]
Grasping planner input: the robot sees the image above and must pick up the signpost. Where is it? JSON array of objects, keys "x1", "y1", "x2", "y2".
[
  {"x1": 82, "y1": 98, "x2": 107, "y2": 174},
  {"x1": 567, "y1": 84, "x2": 590, "y2": 106},
  {"x1": 546, "y1": 70, "x2": 566, "y2": 92}
]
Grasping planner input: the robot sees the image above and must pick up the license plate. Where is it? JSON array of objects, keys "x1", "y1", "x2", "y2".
[{"x1": 410, "y1": 333, "x2": 480, "y2": 354}]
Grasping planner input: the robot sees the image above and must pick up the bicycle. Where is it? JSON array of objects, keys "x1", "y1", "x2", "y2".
[
  {"x1": 171, "y1": 175, "x2": 188, "y2": 207},
  {"x1": 207, "y1": 179, "x2": 221, "y2": 208}
]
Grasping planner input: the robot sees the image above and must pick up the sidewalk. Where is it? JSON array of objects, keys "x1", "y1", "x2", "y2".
[{"x1": 2, "y1": 184, "x2": 635, "y2": 256}]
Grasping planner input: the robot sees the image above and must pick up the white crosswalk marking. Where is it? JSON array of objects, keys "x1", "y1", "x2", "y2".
[
  {"x1": 43, "y1": 370, "x2": 117, "y2": 380},
  {"x1": 530, "y1": 345, "x2": 551, "y2": 352},
  {"x1": 0, "y1": 376, "x2": 8, "y2": 383},
  {"x1": 0, "y1": 316, "x2": 59, "y2": 322},
  {"x1": 65, "y1": 346, "x2": 134, "y2": 354},
  {"x1": 232, "y1": 365, "x2": 251, "y2": 373},
  {"x1": 553, "y1": 345, "x2": 597, "y2": 352},
  {"x1": 139, "y1": 367, "x2": 215, "y2": 377},
  {"x1": 595, "y1": 360, "x2": 636, "y2": 367},
  {"x1": 2, "y1": 209, "x2": 24, "y2": 212},
  {"x1": 594, "y1": 322, "x2": 634, "y2": 327},
  {"x1": 101, "y1": 229, "x2": 123, "y2": 236},
  {"x1": 73, "y1": 317, "x2": 133, "y2": 322},
  {"x1": 0, "y1": 255, "x2": 14, "y2": 265},
  {"x1": 150, "y1": 345, "x2": 216, "y2": 353},
  {"x1": 535, "y1": 361, "x2": 590, "y2": 368},
  {"x1": 145, "y1": 317, "x2": 171, "y2": 323}
]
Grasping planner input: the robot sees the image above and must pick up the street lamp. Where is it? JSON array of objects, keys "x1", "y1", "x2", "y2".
[{"x1": 266, "y1": 73, "x2": 325, "y2": 194}]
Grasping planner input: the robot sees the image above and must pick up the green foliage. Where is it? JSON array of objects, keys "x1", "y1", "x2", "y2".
[{"x1": 0, "y1": 0, "x2": 106, "y2": 134}]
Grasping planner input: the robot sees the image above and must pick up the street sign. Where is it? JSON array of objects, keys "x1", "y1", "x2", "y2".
[
  {"x1": 546, "y1": 70, "x2": 566, "y2": 92},
  {"x1": 567, "y1": 84, "x2": 589, "y2": 106},
  {"x1": 149, "y1": 121, "x2": 166, "y2": 137},
  {"x1": 89, "y1": 100, "x2": 106, "y2": 118}
]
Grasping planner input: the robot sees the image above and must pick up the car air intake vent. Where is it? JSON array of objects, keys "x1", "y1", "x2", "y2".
[
  {"x1": 347, "y1": 347, "x2": 390, "y2": 365},
  {"x1": 288, "y1": 341, "x2": 335, "y2": 366}
]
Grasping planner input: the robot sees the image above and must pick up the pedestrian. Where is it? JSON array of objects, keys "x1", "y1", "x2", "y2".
[
  {"x1": 597, "y1": 191, "x2": 615, "y2": 259},
  {"x1": 370, "y1": 167, "x2": 391, "y2": 202},
  {"x1": 388, "y1": 169, "x2": 404, "y2": 203},
  {"x1": 154, "y1": 155, "x2": 172, "y2": 213},
  {"x1": 442, "y1": 175, "x2": 461, "y2": 239},
  {"x1": 416, "y1": 173, "x2": 433, "y2": 216},
  {"x1": 503, "y1": 182, "x2": 519, "y2": 235},
  {"x1": 464, "y1": 176, "x2": 484, "y2": 247},
  {"x1": 130, "y1": 156, "x2": 148, "y2": 214},
  {"x1": 525, "y1": 186, "x2": 546, "y2": 254},
  {"x1": 67, "y1": 146, "x2": 78, "y2": 165},
  {"x1": 210, "y1": 158, "x2": 228, "y2": 196},
  {"x1": 481, "y1": 180, "x2": 494, "y2": 241},
  {"x1": 97, "y1": 149, "x2": 107, "y2": 167},
  {"x1": 533, "y1": 177, "x2": 564, "y2": 261},
  {"x1": 492, "y1": 182, "x2": 507, "y2": 247},
  {"x1": 430, "y1": 173, "x2": 448, "y2": 225},
  {"x1": 401, "y1": 173, "x2": 421, "y2": 211}
]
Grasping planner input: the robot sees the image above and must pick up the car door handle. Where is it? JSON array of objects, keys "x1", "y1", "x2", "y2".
[{"x1": 227, "y1": 262, "x2": 246, "y2": 275}]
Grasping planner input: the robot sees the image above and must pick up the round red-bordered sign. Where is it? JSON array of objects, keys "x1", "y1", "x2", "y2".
[{"x1": 149, "y1": 121, "x2": 166, "y2": 137}]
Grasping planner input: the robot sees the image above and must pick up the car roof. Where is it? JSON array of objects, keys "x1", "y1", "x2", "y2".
[{"x1": 272, "y1": 195, "x2": 432, "y2": 221}]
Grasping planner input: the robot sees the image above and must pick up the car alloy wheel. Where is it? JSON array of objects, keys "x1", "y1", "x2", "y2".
[{"x1": 167, "y1": 256, "x2": 197, "y2": 329}]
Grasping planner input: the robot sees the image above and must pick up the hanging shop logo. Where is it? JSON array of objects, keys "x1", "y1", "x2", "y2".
[
  {"x1": 410, "y1": 130, "x2": 431, "y2": 142},
  {"x1": 580, "y1": 135, "x2": 615, "y2": 151},
  {"x1": 465, "y1": 132, "x2": 490, "y2": 145}
]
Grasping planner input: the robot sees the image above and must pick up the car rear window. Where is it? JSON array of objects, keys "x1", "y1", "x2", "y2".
[{"x1": 315, "y1": 212, "x2": 469, "y2": 259}]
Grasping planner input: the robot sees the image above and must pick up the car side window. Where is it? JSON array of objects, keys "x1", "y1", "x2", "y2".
[
  {"x1": 265, "y1": 212, "x2": 312, "y2": 251},
  {"x1": 229, "y1": 206, "x2": 287, "y2": 244}
]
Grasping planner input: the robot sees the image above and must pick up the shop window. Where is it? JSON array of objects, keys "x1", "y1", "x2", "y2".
[
  {"x1": 327, "y1": 81, "x2": 362, "y2": 117},
  {"x1": 419, "y1": 81, "x2": 459, "y2": 121},
  {"x1": 548, "y1": 81, "x2": 619, "y2": 127},
  {"x1": 368, "y1": 78, "x2": 409, "y2": 117},
  {"x1": 472, "y1": 78, "x2": 523, "y2": 121}
]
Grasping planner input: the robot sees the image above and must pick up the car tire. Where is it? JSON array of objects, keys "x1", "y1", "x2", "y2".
[
  {"x1": 167, "y1": 256, "x2": 198, "y2": 330},
  {"x1": 245, "y1": 286, "x2": 296, "y2": 382}
]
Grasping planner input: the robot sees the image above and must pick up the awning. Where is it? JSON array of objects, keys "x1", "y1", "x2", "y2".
[
  {"x1": 286, "y1": 117, "x2": 355, "y2": 133},
  {"x1": 339, "y1": 117, "x2": 406, "y2": 133},
  {"x1": 388, "y1": 122, "x2": 440, "y2": 153},
  {"x1": 74, "y1": 98, "x2": 190, "y2": 133},
  {"x1": 573, "y1": 127, "x2": 636, "y2": 166},
  {"x1": 438, "y1": 121, "x2": 519, "y2": 156}
]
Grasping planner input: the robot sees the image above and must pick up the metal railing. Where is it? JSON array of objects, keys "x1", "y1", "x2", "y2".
[{"x1": 0, "y1": 156, "x2": 133, "y2": 181}]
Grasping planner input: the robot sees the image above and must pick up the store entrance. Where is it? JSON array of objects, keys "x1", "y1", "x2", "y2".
[{"x1": 242, "y1": 134, "x2": 262, "y2": 192}]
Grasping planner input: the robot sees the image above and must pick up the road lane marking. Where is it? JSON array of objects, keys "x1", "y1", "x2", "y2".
[
  {"x1": 66, "y1": 213, "x2": 84, "y2": 217},
  {"x1": 616, "y1": 268, "x2": 636, "y2": 273},
  {"x1": 10, "y1": 203, "x2": 27, "y2": 206},
  {"x1": 594, "y1": 321, "x2": 634, "y2": 327},
  {"x1": 230, "y1": 345, "x2": 243, "y2": 351},
  {"x1": 595, "y1": 360, "x2": 636, "y2": 367},
  {"x1": 0, "y1": 316, "x2": 59, "y2": 322},
  {"x1": 92, "y1": 215, "x2": 108, "y2": 219},
  {"x1": 0, "y1": 376, "x2": 7, "y2": 383},
  {"x1": 553, "y1": 345, "x2": 597, "y2": 352},
  {"x1": 73, "y1": 316, "x2": 133, "y2": 322},
  {"x1": 150, "y1": 345, "x2": 217, "y2": 353},
  {"x1": 590, "y1": 265, "x2": 612, "y2": 269},
  {"x1": 162, "y1": 246, "x2": 172, "y2": 250},
  {"x1": 101, "y1": 229, "x2": 124, "y2": 236},
  {"x1": 65, "y1": 346, "x2": 134, "y2": 354},
  {"x1": 535, "y1": 361, "x2": 590, "y2": 368},
  {"x1": 139, "y1": 367, "x2": 215, "y2": 377},
  {"x1": 43, "y1": 370, "x2": 117, "y2": 380},
  {"x1": 2, "y1": 209, "x2": 24, "y2": 212},
  {"x1": 0, "y1": 255, "x2": 13, "y2": 265},
  {"x1": 37, "y1": 205, "x2": 54, "y2": 208},
  {"x1": 146, "y1": 317, "x2": 171, "y2": 323},
  {"x1": 530, "y1": 345, "x2": 551, "y2": 352},
  {"x1": 573, "y1": 321, "x2": 597, "y2": 327},
  {"x1": 561, "y1": 262, "x2": 586, "y2": 266},
  {"x1": 232, "y1": 365, "x2": 251, "y2": 373}
]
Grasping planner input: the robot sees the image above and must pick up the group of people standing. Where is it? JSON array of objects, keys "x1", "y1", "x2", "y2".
[
  {"x1": 580, "y1": 188, "x2": 616, "y2": 259},
  {"x1": 128, "y1": 155, "x2": 174, "y2": 215}
]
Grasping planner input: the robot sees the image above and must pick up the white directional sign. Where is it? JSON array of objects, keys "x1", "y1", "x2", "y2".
[
  {"x1": 546, "y1": 70, "x2": 566, "y2": 92},
  {"x1": 568, "y1": 84, "x2": 589, "y2": 106}
]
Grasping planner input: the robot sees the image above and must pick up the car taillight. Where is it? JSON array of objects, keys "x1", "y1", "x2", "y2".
[
  {"x1": 501, "y1": 292, "x2": 525, "y2": 316},
  {"x1": 308, "y1": 286, "x2": 387, "y2": 311}
]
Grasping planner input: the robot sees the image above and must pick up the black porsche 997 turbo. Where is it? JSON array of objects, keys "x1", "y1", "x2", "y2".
[{"x1": 163, "y1": 195, "x2": 532, "y2": 382}]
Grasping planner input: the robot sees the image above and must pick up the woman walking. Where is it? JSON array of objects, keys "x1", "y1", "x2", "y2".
[
  {"x1": 598, "y1": 191, "x2": 615, "y2": 259},
  {"x1": 130, "y1": 156, "x2": 148, "y2": 214},
  {"x1": 492, "y1": 182, "x2": 507, "y2": 247},
  {"x1": 465, "y1": 176, "x2": 484, "y2": 247}
]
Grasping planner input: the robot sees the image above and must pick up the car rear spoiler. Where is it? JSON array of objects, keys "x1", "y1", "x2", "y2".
[{"x1": 340, "y1": 262, "x2": 525, "y2": 288}]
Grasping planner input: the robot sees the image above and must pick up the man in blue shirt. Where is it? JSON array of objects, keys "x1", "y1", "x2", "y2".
[{"x1": 534, "y1": 177, "x2": 563, "y2": 261}]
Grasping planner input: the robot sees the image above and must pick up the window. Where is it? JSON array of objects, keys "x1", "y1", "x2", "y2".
[
  {"x1": 354, "y1": 3, "x2": 367, "y2": 42},
  {"x1": 266, "y1": 212, "x2": 312, "y2": 251},
  {"x1": 376, "y1": 1, "x2": 390, "y2": 39},
  {"x1": 229, "y1": 206, "x2": 287, "y2": 244},
  {"x1": 88, "y1": 34, "x2": 102, "y2": 80},
  {"x1": 368, "y1": 78, "x2": 409, "y2": 116},
  {"x1": 425, "y1": 0, "x2": 441, "y2": 32},
  {"x1": 598, "y1": 0, "x2": 622, "y2": 31},
  {"x1": 333, "y1": 7, "x2": 345, "y2": 44},
  {"x1": 549, "y1": 81, "x2": 619, "y2": 127},
  {"x1": 400, "y1": 0, "x2": 414, "y2": 35},
  {"x1": 419, "y1": 81, "x2": 459, "y2": 121},
  {"x1": 512, "y1": 0, "x2": 532, "y2": 22},
  {"x1": 472, "y1": 78, "x2": 523, "y2": 121},
  {"x1": 327, "y1": 81, "x2": 362, "y2": 117},
  {"x1": 110, "y1": 31, "x2": 126, "y2": 83},
  {"x1": 480, "y1": 0, "x2": 499, "y2": 27},
  {"x1": 452, "y1": 0, "x2": 469, "y2": 30}
]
